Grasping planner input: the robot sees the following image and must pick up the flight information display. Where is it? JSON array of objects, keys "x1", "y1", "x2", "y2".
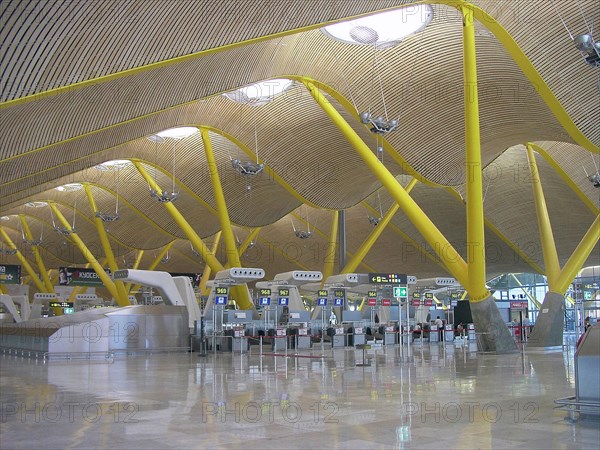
[
  {"x1": 368, "y1": 273, "x2": 408, "y2": 284},
  {"x1": 215, "y1": 286, "x2": 228, "y2": 305},
  {"x1": 259, "y1": 288, "x2": 271, "y2": 306}
]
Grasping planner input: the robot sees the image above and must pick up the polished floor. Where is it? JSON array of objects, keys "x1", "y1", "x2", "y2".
[{"x1": 1, "y1": 339, "x2": 598, "y2": 449}]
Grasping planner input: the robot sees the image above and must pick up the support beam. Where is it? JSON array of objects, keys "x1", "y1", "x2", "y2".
[
  {"x1": 201, "y1": 128, "x2": 253, "y2": 310},
  {"x1": 337, "y1": 210, "x2": 346, "y2": 271},
  {"x1": 525, "y1": 144, "x2": 561, "y2": 290},
  {"x1": 18, "y1": 215, "x2": 53, "y2": 292},
  {"x1": 461, "y1": 3, "x2": 515, "y2": 352},
  {"x1": 0, "y1": 284, "x2": 7, "y2": 294},
  {"x1": 508, "y1": 273, "x2": 542, "y2": 309},
  {"x1": 201, "y1": 127, "x2": 243, "y2": 269},
  {"x1": 322, "y1": 210, "x2": 339, "y2": 285},
  {"x1": 48, "y1": 202, "x2": 123, "y2": 305},
  {"x1": 238, "y1": 228, "x2": 260, "y2": 257},
  {"x1": 343, "y1": 179, "x2": 417, "y2": 274},
  {"x1": 300, "y1": 79, "x2": 470, "y2": 289},
  {"x1": 200, "y1": 232, "x2": 222, "y2": 295},
  {"x1": 0, "y1": 227, "x2": 47, "y2": 292},
  {"x1": 133, "y1": 162, "x2": 224, "y2": 274},
  {"x1": 84, "y1": 184, "x2": 129, "y2": 305},
  {"x1": 462, "y1": 3, "x2": 489, "y2": 301},
  {"x1": 556, "y1": 215, "x2": 600, "y2": 294}
]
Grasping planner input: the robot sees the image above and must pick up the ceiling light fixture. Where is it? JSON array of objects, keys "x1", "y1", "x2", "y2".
[
  {"x1": 321, "y1": 5, "x2": 433, "y2": 49},
  {"x1": 231, "y1": 159, "x2": 265, "y2": 176},
  {"x1": 95, "y1": 159, "x2": 131, "y2": 171},
  {"x1": 155, "y1": 127, "x2": 198, "y2": 139},
  {"x1": 24, "y1": 202, "x2": 48, "y2": 208}
]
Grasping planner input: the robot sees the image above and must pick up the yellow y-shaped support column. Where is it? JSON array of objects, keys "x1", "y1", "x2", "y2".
[
  {"x1": 133, "y1": 161, "x2": 224, "y2": 273},
  {"x1": 0, "y1": 284, "x2": 7, "y2": 294},
  {"x1": 526, "y1": 145, "x2": 561, "y2": 291},
  {"x1": 84, "y1": 184, "x2": 129, "y2": 305},
  {"x1": 342, "y1": 179, "x2": 417, "y2": 274},
  {"x1": 129, "y1": 242, "x2": 174, "y2": 294},
  {"x1": 300, "y1": 79, "x2": 469, "y2": 289},
  {"x1": 322, "y1": 211, "x2": 339, "y2": 284},
  {"x1": 0, "y1": 227, "x2": 47, "y2": 292},
  {"x1": 48, "y1": 202, "x2": 123, "y2": 304},
  {"x1": 18, "y1": 215, "x2": 53, "y2": 292},
  {"x1": 200, "y1": 232, "x2": 222, "y2": 295},
  {"x1": 462, "y1": 2, "x2": 490, "y2": 301},
  {"x1": 201, "y1": 127, "x2": 253, "y2": 309}
]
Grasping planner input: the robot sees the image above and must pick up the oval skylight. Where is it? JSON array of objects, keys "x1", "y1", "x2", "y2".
[
  {"x1": 95, "y1": 159, "x2": 131, "y2": 171},
  {"x1": 0, "y1": 216, "x2": 11, "y2": 221},
  {"x1": 154, "y1": 127, "x2": 198, "y2": 139},
  {"x1": 223, "y1": 79, "x2": 293, "y2": 105},
  {"x1": 321, "y1": 5, "x2": 433, "y2": 49},
  {"x1": 55, "y1": 183, "x2": 83, "y2": 192},
  {"x1": 25, "y1": 201, "x2": 48, "y2": 208}
]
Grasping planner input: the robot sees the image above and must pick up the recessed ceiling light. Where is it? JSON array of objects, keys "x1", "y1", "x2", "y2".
[
  {"x1": 321, "y1": 5, "x2": 433, "y2": 49},
  {"x1": 223, "y1": 79, "x2": 293, "y2": 105},
  {"x1": 154, "y1": 127, "x2": 198, "y2": 139},
  {"x1": 55, "y1": 183, "x2": 83, "y2": 192},
  {"x1": 25, "y1": 201, "x2": 48, "y2": 208},
  {"x1": 95, "y1": 159, "x2": 131, "y2": 171}
]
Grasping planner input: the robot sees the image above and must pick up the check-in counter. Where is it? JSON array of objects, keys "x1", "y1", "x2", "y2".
[
  {"x1": 328, "y1": 327, "x2": 346, "y2": 347},
  {"x1": 381, "y1": 325, "x2": 396, "y2": 345},
  {"x1": 430, "y1": 325, "x2": 440, "y2": 342},
  {"x1": 467, "y1": 323, "x2": 476, "y2": 340},
  {"x1": 444, "y1": 324, "x2": 454, "y2": 343},
  {"x1": 349, "y1": 326, "x2": 366, "y2": 346}
]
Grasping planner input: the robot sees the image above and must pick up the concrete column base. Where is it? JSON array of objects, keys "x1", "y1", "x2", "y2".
[
  {"x1": 526, "y1": 291, "x2": 564, "y2": 348},
  {"x1": 470, "y1": 295, "x2": 518, "y2": 353}
]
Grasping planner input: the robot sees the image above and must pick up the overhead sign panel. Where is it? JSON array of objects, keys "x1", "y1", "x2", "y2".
[
  {"x1": 0, "y1": 264, "x2": 21, "y2": 285},
  {"x1": 59, "y1": 267, "x2": 109, "y2": 286},
  {"x1": 369, "y1": 273, "x2": 407, "y2": 285}
]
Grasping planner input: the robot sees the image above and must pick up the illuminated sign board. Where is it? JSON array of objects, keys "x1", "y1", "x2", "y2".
[
  {"x1": 278, "y1": 288, "x2": 290, "y2": 305},
  {"x1": 412, "y1": 292, "x2": 421, "y2": 299},
  {"x1": 368, "y1": 291, "x2": 377, "y2": 299},
  {"x1": 259, "y1": 288, "x2": 271, "y2": 306},
  {"x1": 49, "y1": 301, "x2": 74, "y2": 308},
  {"x1": 411, "y1": 299, "x2": 421, "y2": 307},
  {"x1": 368, "y1": 273, "x2": 408, "y2": 284},
  {"x1": 424, "y1": 292, "x2": 434, "y2": 300},
  {"x1": 333, "y1": 288, "x2": 344, "y2": 306},
  {"x1": 318, "y1": 298, "x2": 328, "y2": 306},
  {"x1": 59, "y1": 267, "x2": 110, "y2": 286},
  {"x1": 278, "y1": 288, "x2": 290, "y2": 297},
  {"x1": 215, "y1": 286, "x2": 228, "y2": 305},
  {"x1": 367, "y1": 298, "x2": 377, "y2": 306},
  {"x1": 381, "y1": 299, "x2": 392, "y2": 306},
  {"x1": 393, "y1": 286, "x2": 408, "y2": 298},
  {"x1": 0, "y1": 264, "x2": 21, "y2": 285},
  {"x1": 278, "y1": 297, "x2": 289, "y2": 306}
]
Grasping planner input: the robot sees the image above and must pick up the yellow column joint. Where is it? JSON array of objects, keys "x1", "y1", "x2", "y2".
[
  {"x1": 462, "y1": 3, "x2": 489, "y2": 302},
  {"x1": 525, "y1": 144, "x2": 561, "y2": 290},
  {"x1": 0, "y1": 284, "x2": 7, "y2": 294},
  {"x1": 18, "y1": 215, "x2": 53, "y2": 292},
  {"x1": 200, "y1": 232, "x2": 222, "y2": 296},
  {"x1": 300, "y1": 79, "x2": 470, "y2": 289},
  {"x1": 556, "y1": 215, "x2": 600, "y2": 294},
  {"x1": 0, "y1": 227, "x2": 47, "y2": 293},
  {"x1": 133, "y1": 161, "x2": 225, "y2": 274},
  {"x1": 48, "y1": 202, "x2": 124, "y2": 305},
  {"x1": 84, "y1": 184, "x2": 129, "y2": 305},
  {"x1": 322, "y1": 211, "x2": 339, "y2": 285}
]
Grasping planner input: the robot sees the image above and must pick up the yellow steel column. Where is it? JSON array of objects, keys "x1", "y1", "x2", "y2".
[
  {"x1": 556, "y1": 215, "x2": 600, "y2": 294},
  {"x1": 525, "y1": 144, "x2": 561, "y2": 291},
  {"x1": 0, "y1": 227, "x2": 47, "y2": 292},
  {"x1": 201, "y1": 127, "x2": 254, "y2": 310},
  {"x1": 322, "y1": 210, "x2": 339, "y2": 284},
  {"x1": 129, "y1": 242, "x2": 174, "y2": 293},
  {"x1": 18, "y1": 215, "x2": 53, "y2": 292},
  {"x1": 238, "y1": 228, "x2": 261, "y2": 257},
  {"x1": 48, "y1": 202, "x2": 123, "y2": 304},
  {"x1": 462, "y1": 3, "x2": 489, "y2": 301},
  {"x1": 125, "y1": 250, "x2": 145, "y2": 294},
  {"x1": 133, "y1": 161, "x2": 224, "y2": 273},
  {"x1": 301, "y1": 79, "x2": 470, "y2": 289},
  {"x1": 0, "y1": 284, "x2": 7, "y2": 294},
  {"x1": 200, "y1": 232, "x2": 222, "y2": 295},
  {"x1": 84, "y1": 184, "x2": 129, "y2": 305},
  {"x1": 201, "y1": 128, "x2": 242, "y2": 268},
  {"x1": 342, "y1": 179, "x2": 417, "y2": 274}
]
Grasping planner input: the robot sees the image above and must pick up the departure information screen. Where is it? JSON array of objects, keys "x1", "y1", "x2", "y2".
[{"x1": 368, "y1": 273, "x2": 407, "y2": 284}]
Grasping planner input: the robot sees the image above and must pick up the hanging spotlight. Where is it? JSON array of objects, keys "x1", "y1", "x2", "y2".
[
  {"x1": 295, "y1": 230, "x2": 312, "y2": 240},
  {"x1": 574, "y1": 33, "x2": 600, "y2": 66},
  {"x1": 359, "y1": 111, "x2": 399, "y2": 134},
  {"x1": 95, "y1": 211, "x2": 120, "y2": 222},
  {"x1": 368, "y1": 216, "x2": 381, "y2": 226},
  {"x1": 53, "y1": 226, "x2": 73, "y2": 236},
  {"x1": 231, "y1": 159, "x2": 265, "y2": 176},
  {"x1": 23, "y1": 238, "x2": 43, "y2": 246},
  {"x1": 150, "y1": 189, "x2": 179, "y2": 203}
]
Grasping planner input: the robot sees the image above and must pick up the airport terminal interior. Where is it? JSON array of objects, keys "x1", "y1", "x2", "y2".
[{"x1": 1, "y1": 1, "x2": 599, "y2": 449}]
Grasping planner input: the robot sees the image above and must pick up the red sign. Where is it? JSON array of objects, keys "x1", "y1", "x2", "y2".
[
  {"x1": 382, "y1": 299, "x2": 391, "y2": 306},
  {"x1": 511, "y1": 301, "x2": 528, "y2": 309},
  {"x1": 425, "y1": 299, "x2": 433, "y2": 307},
  {"x1": 411, "y1": 299, "x2": 421, "y2": 307},
  {"x1": 367, "y1": 298, "x2": 377, "y2": 306}
]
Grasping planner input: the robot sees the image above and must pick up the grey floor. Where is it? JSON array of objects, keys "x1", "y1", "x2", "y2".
[{"x1": 1, "y1": 339, "x2": 598, "y2": 449}]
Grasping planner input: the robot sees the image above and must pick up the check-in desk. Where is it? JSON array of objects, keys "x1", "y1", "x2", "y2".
[
  {"x1": 429, "y1": 325, "x2": 440, "y2": 342},
  {"x1": 349, "y1": 326, "x2": 366, "y2": 346},
  {"x1": 444, "y1": 324, "x2": 455, "y2": 343},
  {"x1": 289, "y1": 327, "x2": 311, "y2": 349},
  {"x1": 381, "y1": 325, "x2": 396, "y2": 345},
  {"x1": 328, "y1": 327, "x2": 346, "y2": 348}
]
